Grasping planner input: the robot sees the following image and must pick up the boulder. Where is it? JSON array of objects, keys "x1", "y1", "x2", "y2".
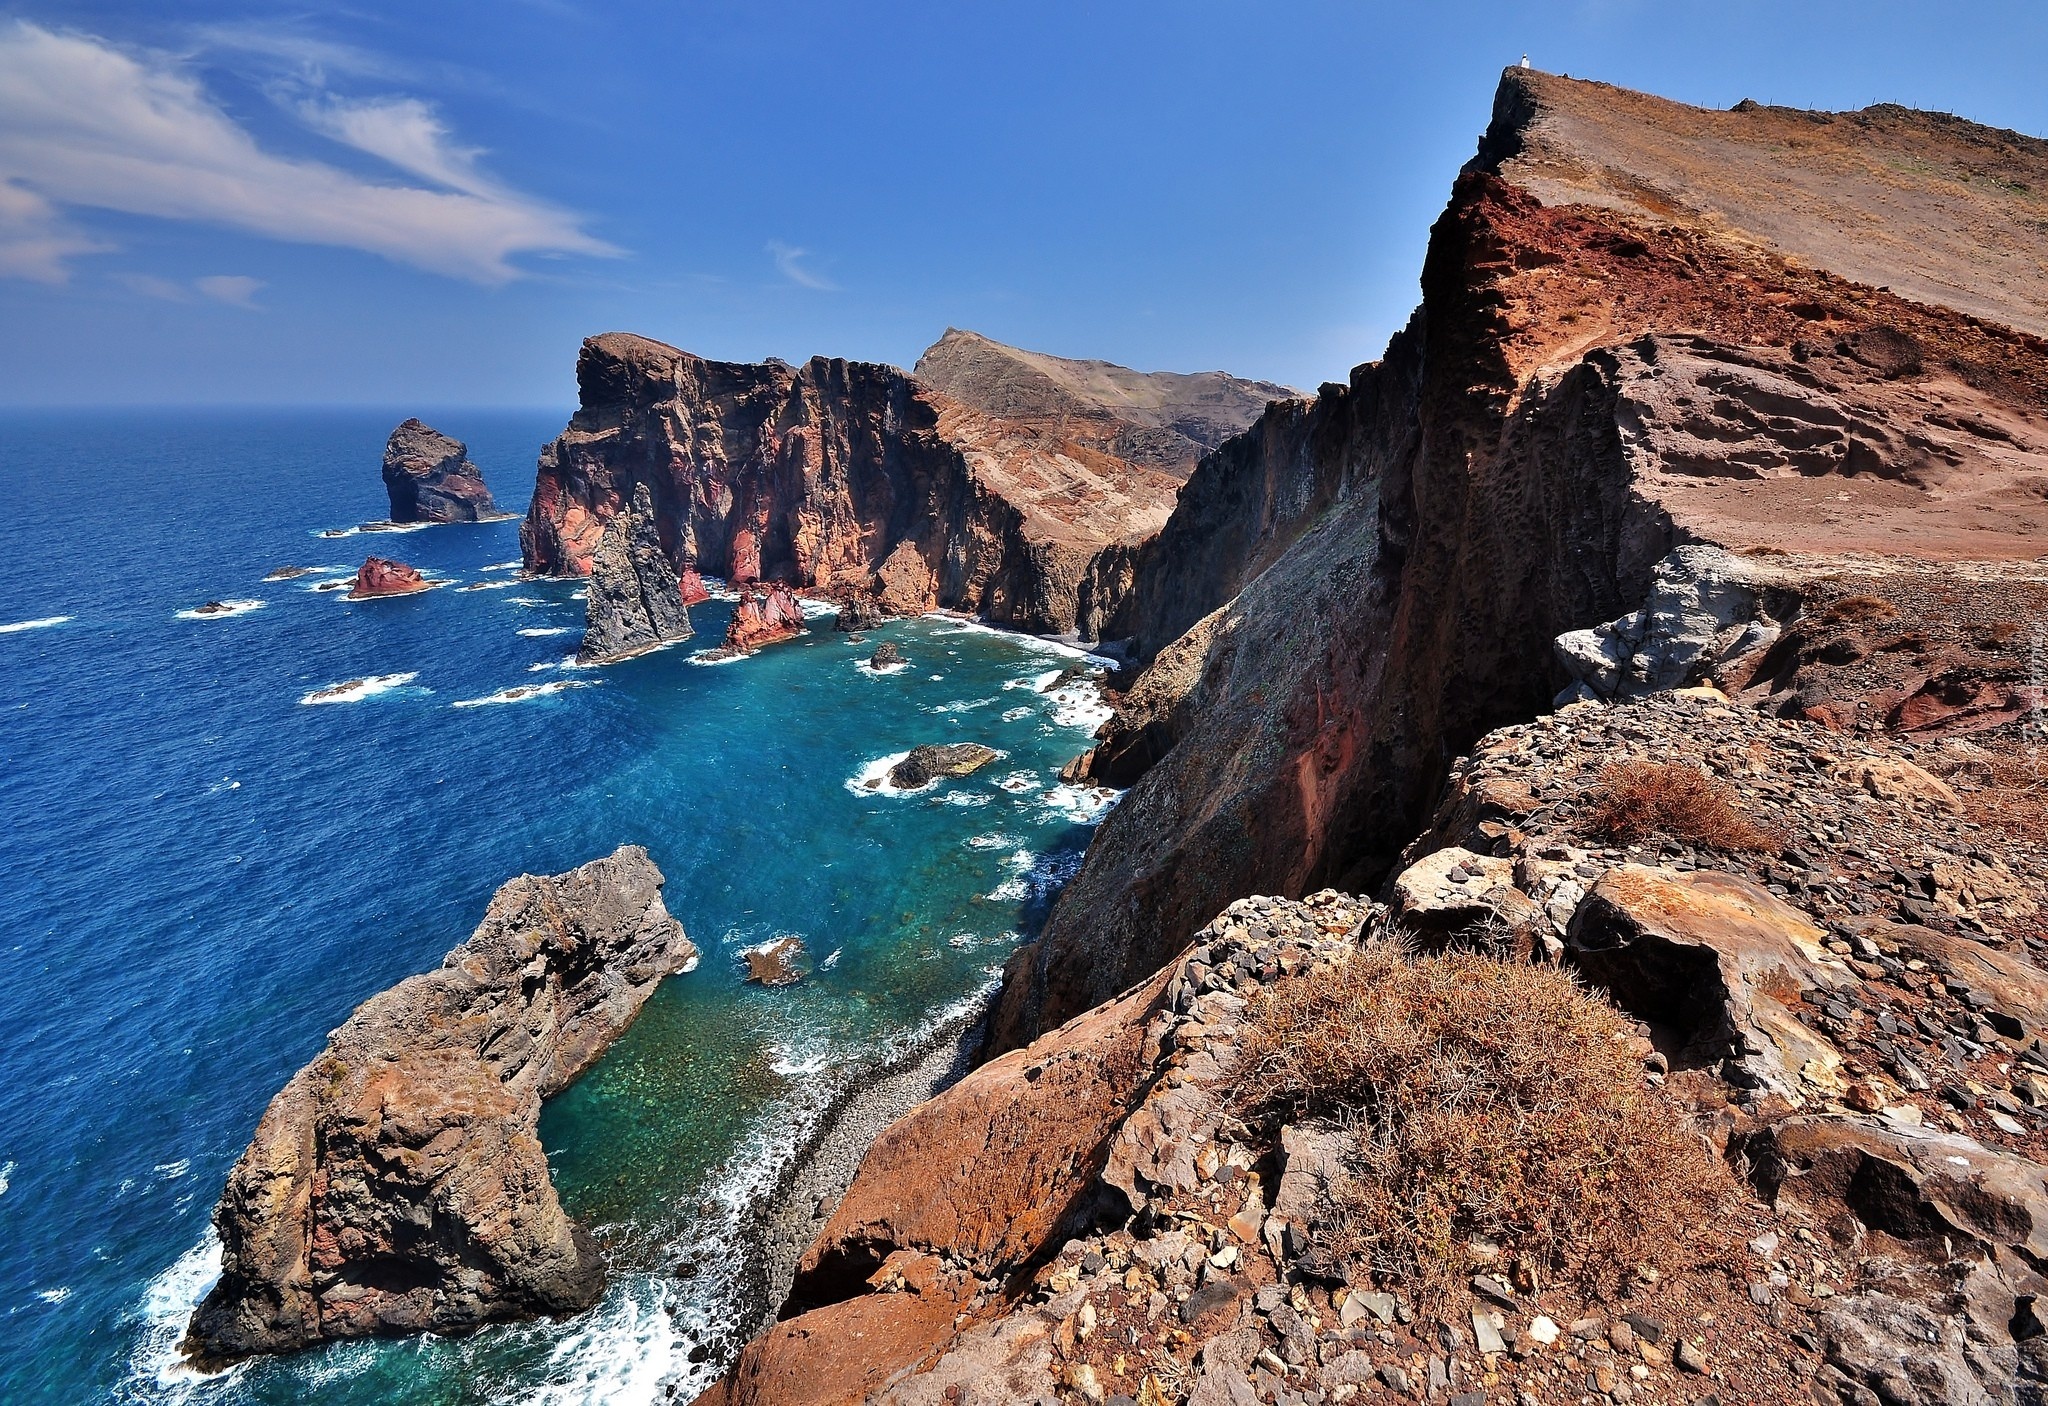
[
  {"x1": 678, "y1": 569, "x2": 713, "y2": 607},
  {"x1": 578, "y1": 483, "x2": 695, "y2": 664},
  {"x1": 869, "y1": 642, "x2": 904, "y2": 671},
  {"x1": 743, "y1": 936, "x2": 808, "y2": 987},
  {"x1": 1565, "y1": 865, "x2": 1852, "y2": 1099},
  {"x1": 726, "y1": 584, "x2": 806, "y2": 651},
  {"x1": 183, "y1": 846, "x2": 697, "y2": 1366},
  {"x1": 381, "y1": 419, "x2": 499, "y2": 523},
  {"x1": 346, "y1": 556, "x2": 430, "y2": 599},
  {"x1": 1387, "y1": 846, "x2": 1546, "y2": 957},
  {"x1": 834, "y1": 594, "x2": 888, "y2": 632},
  {"x1": 889, "y1": 744, "x2": 998, "y2": 789}
]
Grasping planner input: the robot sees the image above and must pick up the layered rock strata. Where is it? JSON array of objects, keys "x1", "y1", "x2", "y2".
[
  {"x1": 991, "y1": 67, "x2": 2048, "y2": 1053},
  {"x1": 347, "y1": 556, "x2": 430, "y2": 599},
  {"x1": 183, "y1": 846, "x2": 697, "y2": 1365},
  {"x1": 579, "y1": 483, "x2": 695, "y2": 664},
  {"x1": 518, "y1": 331, "x2": 1286, "y2": 635},
  {"x1": 381, "y1": 419, "x2": 500, "y2": 523}
]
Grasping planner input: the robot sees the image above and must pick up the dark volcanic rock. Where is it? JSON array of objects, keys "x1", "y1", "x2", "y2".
[
  {"x1": 833, "y1": 593, "x2": 888, "y2": 632},
  {"x1": 869, "y1": 642, "x2": 904, "y2": 671},
  {"x1": 346, "y1": 556, "x2": 430, "y2": 599},
  {"x1": 183, "y1": 846, "x2": 697, "y2": 1366},
  {"x1": 382, "y1": 419, "x2": 499, "y2": 523},
  {"x1": 578, "y1": 483, "x2": 695, "y2": 664},
  {"x1": 725, "y1": 583, "x2": 806, "y2": 651},
  {"x1": 889, "y1": 743, "x2": 998, "y2": 789}
]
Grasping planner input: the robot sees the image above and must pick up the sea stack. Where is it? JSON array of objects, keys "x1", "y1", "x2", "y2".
[
  {"x1": 382, "y1": 419, "x2": 500, "y2": 523},
  {"x1": 347, "y1": 556, "x2": 430, "y2": 599},
  {"x1": 724, "y1": 583, "x2": 806, "y2": 651},
  {"x1": 578, "y1": 484, "x2": 696, "y2": 664},
  {"x1": 183, "y1": 846, "x2": 697, "y2": 1366}
]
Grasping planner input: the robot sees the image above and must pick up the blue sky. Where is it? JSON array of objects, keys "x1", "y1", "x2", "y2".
[{"x1": 2, "y1": 2, "x2": 2044, "y2": 407}]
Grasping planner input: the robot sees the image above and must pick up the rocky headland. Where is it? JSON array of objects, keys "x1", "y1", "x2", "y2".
[
  {"x1": 725, "y1": 583, "x2": 807, "y2": 651},
  {"x1": 517, "y1": 330, "x2": 1289, "y2": 635},
  {"x1": 578, "y1": 482, "x2": 696, "y2": 664},
  {"x1": 346, "y1": 556, "x2": 431, "y2": 599},
  {"x1": 183, "y1": 846, "x2": 696, "y2": 1366},
  {"x1": 382, "y1": 418, "x2": 502, "y2": 523},
  {"x1": 693, "y1": 68, "x2": 2048, "y2": 1406}
]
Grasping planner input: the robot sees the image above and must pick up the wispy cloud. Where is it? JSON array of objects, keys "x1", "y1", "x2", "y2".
[
  {"x1": 767, "y1": 240, "x2": 837, "y2": 291},
  {"x1": 0, "y1": 20, "x2": 619, "y2": 284},
  {"x1": 116, "y1": 271, "x2": 266, "y2": 308}
]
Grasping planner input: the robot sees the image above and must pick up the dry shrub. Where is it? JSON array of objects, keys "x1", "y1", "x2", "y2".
[
  {"x1": 1818, "y1": 593, "x2": 1899, "y2": 625},
  {"x1": 1233, "y1": 948, "x2": 1731, "y2": 1305},
  {"x1": 1581, "y1": 759, "x2": 1779, "y2": 851}
]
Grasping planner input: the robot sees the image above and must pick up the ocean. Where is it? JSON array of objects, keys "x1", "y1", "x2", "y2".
[{"x1": 0, "y1": 410, "x2": 1118, "y2": 1404}]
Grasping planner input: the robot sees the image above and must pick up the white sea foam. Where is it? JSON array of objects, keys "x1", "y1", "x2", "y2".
[
  {"x1": 1040, "y1": 783, "x2": 1120, "y2": 824},
  {"x1": 459, "y1": 579, "x2": 520, "y2": 591},
  {"x1": 964, "y1": 832, "x2": 1020, "y2": 851},
  {"x1": 529, "y1": 661, "x2": 561, "y2": 672},
  {"x1": 924, "y1": 613, "x2": 1117, "y2": 665},
  {"x1": 1004, "y1": 668, "x2": 1064, "y2": 692},
  {"x1": 315, "y1": 520, "x2": 432, "y2": 538},
  {"x1": 947, "y1": 932, "x2": 977, "y2": 949},
  {"x1": 687, "y1": 648, "x2": 748, "y2": 667},
  {"x1": 994, "y1": 770, "x2": 1038, "y2": 794},
  {"x1": 36, "y1": 1286, "x2": 70, "y2": 1304},
  {"x1": 855, "y1": 655, "x2": 909, "y2": 676},
  {"x1": 928, "y1": 674, "x2": 944, "y2": 681},
  {"x1": 927, "y1": 697, "x2": 996, "y2": 714},
  {"x1": 153, "y1": 1158, "x2": 190, "y2": 1180},
  {"x1": 175, "y1": 599, "x2": 263, "y2": 620},
  {"x1": 309, "y1": 578, "x2": 352, "y2": 593},
  {"x1": 820, "y1": 947, "x2": 842, "y2": 970},
  {"x1": 1000, "y1": 705, "x2": 1034, "y2": 722},
  {"x1": 518, "y1": 626, "x2": 576, "y2": 637},
  {"x1": 508, "y1": 596, "x2": 550, "y2": 607},
  {"x1": 119, "y1": 1229, "x2": 230, "y2": 1400},
  {"x1": 0, "y1": 614, "x2": 71, "y2": 634},
  {"x1": 1047, "y1": 678, "x2": 1115, "y2": 732},
  {"x1": 299, "y1": 672, "x2": 420, "y2": 706},
  {"x1": 940, "y1": 791, "x2": 991, "y2": 807},
  {"x1": 797, "y1": 597, "x2": 838, "y2": 620},
  {"x1": 527, "y1": 1275, "x2": 699, "y2": 1405},
  {"x1": 482, "y1": 560, "x2": 523, "y2": 572},
  {"x1": 0, "y1": 1160, "x2": 13, "y2": 1196},
  {"x1": 451, "y1": 680, "x2": 594, "y2": 708},
  {"x1": 986, "y1": 878, "x2": 1029, "y2": 902},
  {"x1": 844, "y1": 751, "x2": 932, "y2": 797}
]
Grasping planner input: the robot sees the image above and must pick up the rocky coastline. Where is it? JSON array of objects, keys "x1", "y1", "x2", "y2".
[{"x1": 578, "y1": 482, "x2": 696, "y2": 664}]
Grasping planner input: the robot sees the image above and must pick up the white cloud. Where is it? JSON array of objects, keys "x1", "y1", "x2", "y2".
[
  {"x1": 767, "y1": 240, "x2": 837, "y2": 291},
  {"x1": 0, "y1": 21, "x2": 619, "y2": 284},
  {"x1": 196, "y1": 274, "x2": 263, "y2": 308},
  {"x1": 116, "y1": 272, "x2": 192, "y2": 302}
]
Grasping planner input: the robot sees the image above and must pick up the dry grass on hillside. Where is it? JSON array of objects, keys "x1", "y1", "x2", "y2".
[
  {"x1": 1581, "y1": 759, "x2": 1779, "y2": 852},
  {"x1": 1233, "y1": 948, "x2": 1732, "y2": 1305}
]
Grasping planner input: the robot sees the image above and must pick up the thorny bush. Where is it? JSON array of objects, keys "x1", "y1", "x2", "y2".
[{"x1": 1581, "y1": 758, "x2": 1779, "y2": 851}]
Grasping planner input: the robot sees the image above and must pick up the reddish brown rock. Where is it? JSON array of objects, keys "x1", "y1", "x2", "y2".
[
  {"x1": 678, "y1": 569, "x2": 712, "y2": 606},
  {"x1": 183, "y1": 846, "x2": 697, "y2": 1366},
  {"x1": 346, "y1": 556, "x2": 430, "y2": 599},
  {"x1": 724, "y1": 583, "x2": 806, "y2": 651},
  {"x1": 517, "y1": 331, "x2": 1285, "y2": 635}
]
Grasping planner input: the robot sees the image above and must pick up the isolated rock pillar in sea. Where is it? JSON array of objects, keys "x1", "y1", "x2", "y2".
[
  {"x1": 578, "y1": 482, "x2": 696, "y2": 664},
  {"x1": 182, "y1": 845, "x2": 698, "y2": 1366},
  {"x1": 381, "y1": 418, "x2": 500, "y2": 523}
]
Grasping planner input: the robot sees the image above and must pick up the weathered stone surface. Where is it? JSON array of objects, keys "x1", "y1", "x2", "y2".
[
  {"x1": 346, "y1": 556, "x2": 430, "y2": 599},
  {"x1": 1566, "y1": 865, "x2": 1851, "y2": 1099},
  {"x1": 742, "y1": 936, "x2": 808, "y2": 987},
  {"x1": 889, "y1": 743, "x2": 999, "y2": 789},
  {"x1": 832, "y1": 593, "x2": 888, "y2": 632},
  {"x1": 382, "y1": 418, "x2": 499, "y2": 523},
  {"x1": 1387, "y1": 846, "x2": 1546, "y2": 956},
  {"x1": 724, "y1": 583, "x2": 806, "y2": 652},
  {"x1": 578, "y1": 482, "x2": 695, "y2": 664},
  {"x1": 184, "y1": 846, "x2": 697, "y2": 1365}
]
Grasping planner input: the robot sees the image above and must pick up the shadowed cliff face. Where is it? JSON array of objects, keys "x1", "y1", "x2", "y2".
[
  {"x1": 987, "y1": 71, "x2": 2048, "y2": 1053},
  {"x1": 519, "y1": 332, "x2": 1285, "y2": 635}
]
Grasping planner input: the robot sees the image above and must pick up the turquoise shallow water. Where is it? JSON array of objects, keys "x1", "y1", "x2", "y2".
[{"x1": 0, "y1": 411, "x2": 1116, "y2": 1404}]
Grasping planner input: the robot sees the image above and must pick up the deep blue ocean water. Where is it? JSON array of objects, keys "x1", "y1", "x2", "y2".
[{"x1": 0, "y1": 411, "x2": 1117, "y2": 1405}]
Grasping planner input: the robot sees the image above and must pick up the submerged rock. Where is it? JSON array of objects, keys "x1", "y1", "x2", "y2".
[
  {"x1": 743, "y1": 935, "x2": 809, "y2": 987},
  {"x1": 183, "y1": 846, "x2": 696, "y2": 1366},
  {"x1": 578, "y1": 483, "x2": 695, "y2": 664},
  {"x1": 889, "y1": 743, "x2": 998, "y2": 789},
  {"x1": 263, "y1": 566, "x2": 313, "y2": 582},
  {"x1": 382, "y1": 419, "x2": 500, "y2": 523},
  {"x1": 725, "y1": 583, "x2": 806, "y2": 651},
  {"x1": 346, "y1": 556, "x2": 430, "y2": 599}
]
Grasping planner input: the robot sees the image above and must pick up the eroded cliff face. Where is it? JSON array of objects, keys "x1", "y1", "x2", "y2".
[
  {"x1": 992, "y1": 70, "x2": 2048, "y2": 1053},
  {"x1": 519, "y1": 331, "x2": 1284, "y2": 635},
  {"x1": 382, "y1": 419, "x2": 500, "y2": 523},
  {"x1": 184, "y1": 847, "x2": 696, "y2": 1366}
]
